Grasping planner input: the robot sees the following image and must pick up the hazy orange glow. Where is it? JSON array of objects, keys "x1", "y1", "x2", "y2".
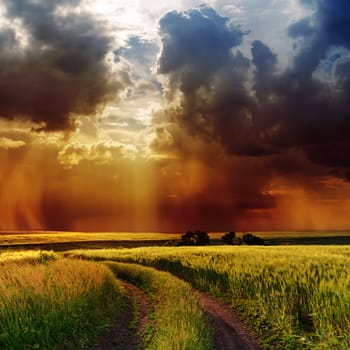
[
  {"x1": 0, "y1": 150, "x2": 44, "y2": 230},
  {"x1": 0, "y1": 0, "x2": 350, "y2": 232},
  {"x1": 0, "y1": 136, "x2": 350, "y2": 232}
]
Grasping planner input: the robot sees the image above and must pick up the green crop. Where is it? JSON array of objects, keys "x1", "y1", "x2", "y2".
[{"x1": 68, "y1": 245, "x2": 350, "y2": 349}]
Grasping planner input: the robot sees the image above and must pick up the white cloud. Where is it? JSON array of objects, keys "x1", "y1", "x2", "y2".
[
  {"x1": 0, "y1": 137, "x2": 26, "y2": 150},
  {"x1": 57, "y1": 139, "x2": 137, "y2": 168}
]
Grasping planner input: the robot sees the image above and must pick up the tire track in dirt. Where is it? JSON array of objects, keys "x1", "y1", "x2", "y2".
[
  {"x1": 194, "y1": 290, "x2": 264, "y2": 350},
  {"x1": 93, "y1": 281, "x2": 148, "y2": 350},
  {"x1": 93, "y1": 267, "x2": 262, "y2": 350}
]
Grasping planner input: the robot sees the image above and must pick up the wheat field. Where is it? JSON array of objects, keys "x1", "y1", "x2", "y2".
[{"x1": 67, "y1": 245, "x2": 350, "y2": 349}]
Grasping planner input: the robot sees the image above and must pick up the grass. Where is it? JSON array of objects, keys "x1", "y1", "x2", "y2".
[
  {"x1": 0, "y1": 248, "x2": 213, "y2": 349},
  {"x1": 0, "y1": 250, "x2": 58, "y2": 263},
  {"x1": 0, "y1": 254, "x2": 126, "y2": 350},
  {"x1": 67, "y1": 245, "x2": 350, "y2": 350},
  {"x1": 105, "y1": 261, "x2": 214, "y2": 350}
]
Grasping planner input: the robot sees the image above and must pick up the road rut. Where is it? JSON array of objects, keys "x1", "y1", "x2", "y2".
[
  {"x1": 194, "y1": 290, "x2": 263, "y2": 350},
  {"x1": 93, "y1": 281, "x2": 148, "y2": 350}
]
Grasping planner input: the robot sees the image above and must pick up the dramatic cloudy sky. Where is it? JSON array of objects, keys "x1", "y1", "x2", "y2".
[{"x1": 1, "y1": 0, "x2": 350, "y2": 232}]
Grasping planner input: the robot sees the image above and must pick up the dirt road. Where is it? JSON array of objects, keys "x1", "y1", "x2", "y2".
[
  {"x1": 194, "y1": 290, "x2": 263, "y2": 350},
  {"x1": 94, "y1": 279, "x2": 262, "y2": 350},
  {"x1": 94, "y1": 281, "x2": 148, "y2": 350}
]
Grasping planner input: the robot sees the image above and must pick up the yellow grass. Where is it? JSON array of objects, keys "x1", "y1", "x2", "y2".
[
  {"x1": 0, "y1": 250, "x2": 57, "y2": 263},
  {"x1": 0, "y1": 255, "x2": 125, "y2": 349}
]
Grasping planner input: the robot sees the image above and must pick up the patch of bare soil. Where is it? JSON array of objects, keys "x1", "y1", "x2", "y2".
[
  {"x1": 194, "y1": 290, "x2": 264, "y2": 350},
  {"x1": 93, "y1": 281, "x2": 148, "y2": 350}
]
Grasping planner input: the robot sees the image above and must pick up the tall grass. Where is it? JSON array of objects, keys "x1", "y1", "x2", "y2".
[
  {"x1": 0, "y1": 256, "x2": 125, "y2": 349},
  {"x1": 105, "y1": 261, "x2": 213, "y2": 350},
  {"x1": 0, "y1": 249, "x2": 58, "y2": 263},
  {"x1": 67, "y1": 246, "x2": 350, "y2": 349}
]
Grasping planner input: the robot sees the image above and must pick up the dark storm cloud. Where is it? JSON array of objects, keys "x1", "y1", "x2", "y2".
[
  {"x1": 284, "y1": 0, "x2": 350, "y2": 89},
  {"x1": 157, "y1": 2, "x2": 350, "y2": 175},
  {"x1": 151, "y1": 1, "x2": 350, "y2": 226},
  {"x1": 251, "y1": 40, "x2": 277, "y2": 102},
  {"x1": 334, "y1": 58, "x2": 350, "y2": 95},
  {"x1": 0, "y1": 28, "x2": 16, "y2": 48},
  {"x1": 158, "y1": 6, "x2": 246, "y2": 94},
  {"x1": 304, "y1": 140, "x2": 350, "y2": 168},
  {"x1": 264, "y1": 0, "x2": 350, "y2": 161},
  {"x1": 261, "y1": 0, "x2": 350, "y2": 151},
  {"x1": 158, "y1": 6, "x2": 278, "y2": 156},
  {"x1": 0, "y1": 0, "x2": 119, "y2": 131},
  {"x1": 288, "y1": 17, "x2": 315, "y2": 38}
]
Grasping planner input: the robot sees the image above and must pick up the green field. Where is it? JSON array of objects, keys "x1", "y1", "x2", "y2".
[
  {"x1": 1, "y1": 233, "x2": 350, "y2": 349},
  {"x1": 106, "y1": 261, "x2": 213, "y2": 350},
  {"x1": 0, "y1": 251, "x2": 125, "y2": 349},
  {"x1": 0, "y1": 250, "x2": 214, "y2": 350},
  {"x1": 68, "y1": 245, "x2": 350, "y2": 349}
]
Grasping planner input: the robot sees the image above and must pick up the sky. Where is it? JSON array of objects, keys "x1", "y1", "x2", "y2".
[{"x1": 0, "y1": 0, "x2": 350, "y2": 232}]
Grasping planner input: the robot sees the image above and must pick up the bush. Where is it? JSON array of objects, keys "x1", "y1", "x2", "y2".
[
  {"x1": 233, "y1": 237, "x2": 243, "y2": 245},
  {"x1": 221, "y1": 231, "x2": 236, "y2": 245},
  {"x1": 242, "y1": 233, "x2": 265, "y2": 245},
  {"x1": 180, "y1": 230, "x2": 210, "y2": 246},
  {"x1": 181, "y1": 231, "x2": 197, "y2": 245}
]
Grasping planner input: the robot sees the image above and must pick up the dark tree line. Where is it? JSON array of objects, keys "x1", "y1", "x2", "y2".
[
  {"x1": 241, "y1": 233, "x2": 265, "y2": 245},
  {"x1": 180, "y1": 230, "x2": 210, "y2": 246},
  {"x1": 179, "y1": 230, "x2": 265, "y2": 246},
  {"x1": 222, "y1": 231, "x2": 265, "y2": 245},
  {"x1": 221, "y1": 231, "x2": 238, "y2": 245}
]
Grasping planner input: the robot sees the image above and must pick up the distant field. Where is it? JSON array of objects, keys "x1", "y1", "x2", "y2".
[
  {"x1": 0, "y1": 231, "x2": 183, "y2": 249},
  {"x1": 252, "y1": 230, "x2": 350, "y2": 238},
  {"x1": 0, "y1": 231, "x2": 181, "y2": 244},
  {"x1": 252, "y1": 231, "x2": 350, "y2": 245},
  {"x1": 0, "y1": 230, "x2": 350, "y2": 249}
]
